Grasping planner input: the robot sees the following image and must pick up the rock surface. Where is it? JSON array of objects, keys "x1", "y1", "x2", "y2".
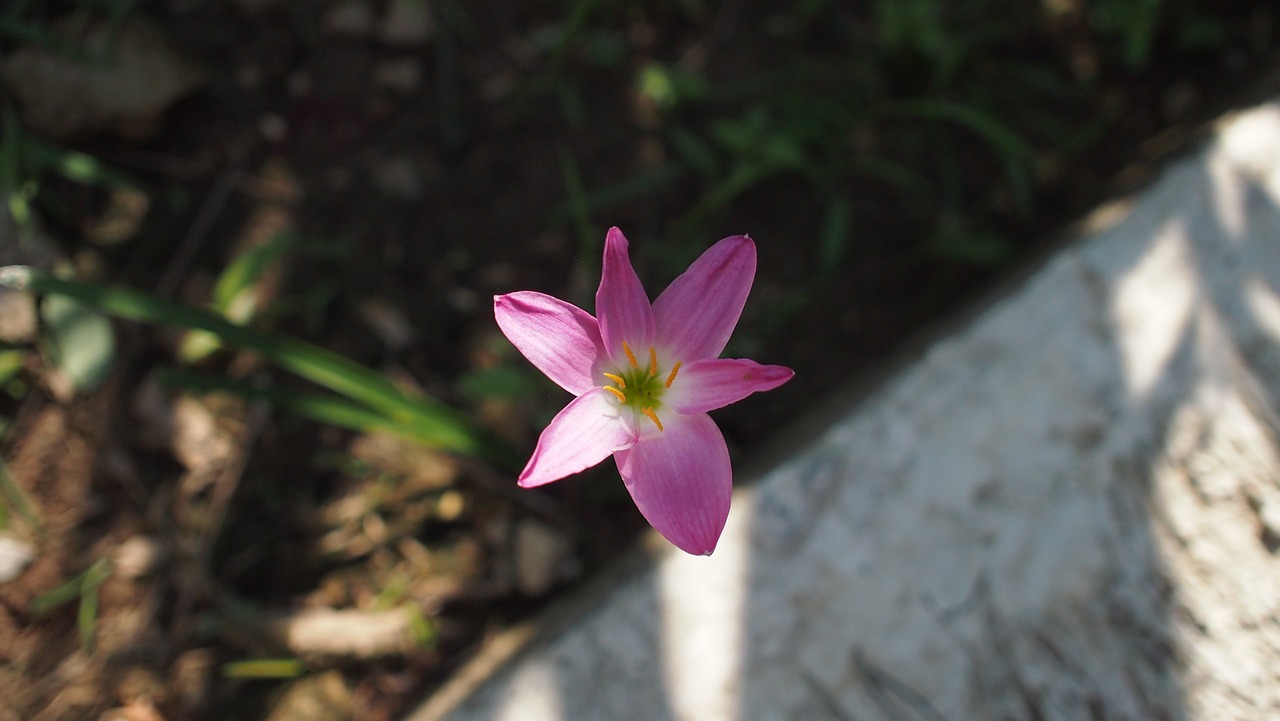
[
  {"x1": 1, "y1": 18, "x2": 202, "y2": 141},
  {"x1": 413, "y1": 97, "x2": 1280, "y2": 721}
]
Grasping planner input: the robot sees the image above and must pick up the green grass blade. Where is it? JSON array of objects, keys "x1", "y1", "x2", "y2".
[
  {"x1": 222, "y1": 658, "x2": 305, "y2": 679},
  {"x1": 1, "y1": 106, "x2": 36, "y2": 239},
  {"x1": 558, "y1": 151, "x2": 596, "y2": 267},
  {"x1": 0, "y1": 459, "x2": 42, "y2": 531},
  {"x1": 156, "y1": 368, "x2": 458, "y2": 444},
  {"x1": 30, "y1": 569, "x2": 88, "y2": 616},
  {"x1": 882, "y1": 99, "x2": 1036, "y2": 212},
  {"x1": 182, "y1": 232, "x2": 299, "y2": 362},
  {"x1": 0, "y1": 267, "x2": 496, "y2": 456},
  {"x1": 77, "y1": 557, "x2": 111, "y2": 653},
  {"x1": 817, "y1": 196, "x2": 853, "y2": 276},
  {"x1": 546, "y1": 163, "x2": 686, "y2": 221},
  {"x1": 883, "y1": 99, "x2": 1036, "y2": 160},
  {"x1": 210, "y1": 233, "x2": 297, "y2": 313}
]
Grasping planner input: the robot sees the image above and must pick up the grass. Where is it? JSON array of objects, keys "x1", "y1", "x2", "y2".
[{"x1": 0, "y1": 266, "x2": 509, "y2": 459}]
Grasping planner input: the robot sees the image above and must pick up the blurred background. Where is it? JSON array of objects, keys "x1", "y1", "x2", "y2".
[{"x1": 0, "y1": 1, "x2": 1278, "y2": 719}]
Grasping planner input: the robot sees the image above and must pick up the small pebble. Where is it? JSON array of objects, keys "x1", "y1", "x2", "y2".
[
  {"x1": 513, "y1": 519, "x2": 572, "y2": 596},
  {"x1": 0, "y1": 535, "x2": 35, "y2": 582},
  {"x1": 381, "y1": 0, "x2": 433, "y2": 47},
  {"x1": 322, "y1": 0, "x2": 375, "y2": 38},
  {"x1": 113, "y1": 535, "x2": 165, "y2": 579},
  {"x1": 0, "y1": 289, "x2": 37, "y2": 344}
]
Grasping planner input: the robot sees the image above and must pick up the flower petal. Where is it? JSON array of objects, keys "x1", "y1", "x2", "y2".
[
  {"x1": 666, "y1": 358, "x2": 794, "y2": 414},
  {"x1": 614, "y1": 412, "x2": 731, "y2": 555},
  {"x1": 653, "y1": 234, "x2": 755, "y2": 361},
  {"x1": 596, "y1": 227, "x2": 654, "y2": 367},
  {"x1": 518, "y1": 388, "x2": 638, "y2": 488},
  {"x1": 495, "y1": 291, "x2": 605, "y2": 395}
]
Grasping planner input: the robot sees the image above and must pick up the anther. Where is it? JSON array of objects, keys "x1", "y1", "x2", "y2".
[
  {"x1": 603, "y1": 372, "x2": 626, "y2": 389},
  {"x1": 604, "y1": 386, "x2": 627, "y2": 403},
  {"x1": 622, "y1": 341, "x2": 638, "y2": 368},
  {"x1": 665, "y1": 361, "x2": 682, "y2": 388},
  {"x1": 641, "y1": 406, "x2": 664, "y2": 432},
  {"x1": 647, "y1": 347, "x2": 657, "y2": 377}
]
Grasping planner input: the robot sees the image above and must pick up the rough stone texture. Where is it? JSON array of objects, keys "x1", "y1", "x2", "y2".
[{"x1": 415, "y1": 98, "x2": 1280, "y2": 721}]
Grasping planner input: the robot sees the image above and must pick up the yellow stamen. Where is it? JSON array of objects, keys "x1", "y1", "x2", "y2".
[
  {"x1": 647, "y1": 347, "x2": 658, "y2": 377},
  {"x1": 604, "y1": 385, "x2": 627, "y2": 403},
  {"x1": 641, "y1": 406, "x2": 664, "y2": 432},
  {"x1": 622, "y1": 341, "x2": 638, "y2": 368},
  {"x1": 603, "y1": 372, "x2": 626, "y2": 389},
  {"x1": 665, "y1": 361, "x2": 682, "y2": 388}
]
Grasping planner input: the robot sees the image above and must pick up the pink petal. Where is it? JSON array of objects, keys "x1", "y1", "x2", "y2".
[
  {"x1": 614, "y1": 412, "x2": 731, "y2": 555},
  {"x1": 495, "y1": 291, "x2": 606, "y2": 395},
  {"x1": 666, "y1": 358, "x2": 794, "y2": 414},
  {"x1": 518, "y1": 388, "x2": 639, "y2": 488},
  {"x1": 653, "y1": 234, "x2": 755, "y2": 361},
  {"x1": 596, "y1": 227, "x2": 654, "y2": 367}
]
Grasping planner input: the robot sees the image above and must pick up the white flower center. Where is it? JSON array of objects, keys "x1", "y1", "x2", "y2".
[{"x1": 601, "y1": 341, "x2": 681, "y2": 432}]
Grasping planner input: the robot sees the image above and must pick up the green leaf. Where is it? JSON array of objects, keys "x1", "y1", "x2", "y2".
[
  {"x1": 638, "y1": 62, "x2": 677, "y2": 109},
  {"x1": 41, "y1": 294, "x2": 115, "y2": 393},
  {"x1": 406, "y1": 604, "x2": 437, "y2": 648},
  {"x1": 0, "y1": 349, "x2": 24, "y2": 386}
]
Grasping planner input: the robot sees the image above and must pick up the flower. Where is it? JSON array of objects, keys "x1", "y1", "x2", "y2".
[{"x1": 493, "y1": 227, "x2": 794, "y2": 555}]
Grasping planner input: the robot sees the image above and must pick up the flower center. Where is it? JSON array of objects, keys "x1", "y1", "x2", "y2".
[{"x1": 602, "y1": 341, "x2": 682, "y2": 432}]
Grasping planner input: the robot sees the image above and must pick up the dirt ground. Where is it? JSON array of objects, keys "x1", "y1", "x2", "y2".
[{"x1": 1, "y1": 2, "x2": 1278, "y2": 720}]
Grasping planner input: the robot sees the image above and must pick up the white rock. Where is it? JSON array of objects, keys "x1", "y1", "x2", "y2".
[{"x1": 0, "y1": 535, "x2": 36, "y2": 582}]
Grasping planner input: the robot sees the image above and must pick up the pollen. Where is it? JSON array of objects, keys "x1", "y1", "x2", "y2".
[
  {"x1": 622, "y1": 341, "x2": 638, "y2": 368},
  {"x1": 647, "y1": 347, "x2": 658, "y2": 377},
  {"x1": 603, "y1": 385, "x2": 627, "y2": 403},
  {"x1": 641, "y1": 406, "x2": 664, "y2": 432},
  {"x1": 665, "y1": 361, "x2": 682, "y2": 388},
  {"x1": 603, "y1": 372, "x2": 626, "y2": 389}
]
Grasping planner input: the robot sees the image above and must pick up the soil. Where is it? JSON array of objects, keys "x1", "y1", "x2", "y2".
[{"x1": 1, "y1": 2, "x2": 1278, "y2": 720}]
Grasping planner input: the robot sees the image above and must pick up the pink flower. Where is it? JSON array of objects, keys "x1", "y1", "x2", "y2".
[{"x1": 494, "y1": 228, "x2": 793, "y2": 555}]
